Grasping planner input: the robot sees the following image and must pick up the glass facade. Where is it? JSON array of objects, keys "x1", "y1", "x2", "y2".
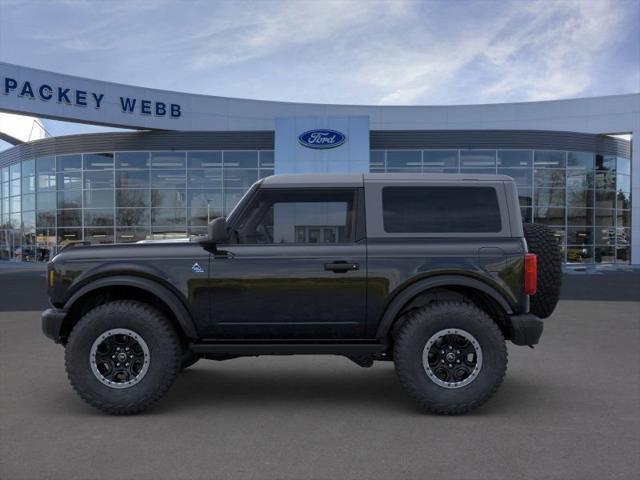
[
  {"x1": 371, "y1": 149, "x2": 631, "y2": 264},
  {"x1": 0, "y1": 147, "x2": 631, "y2": 264},
  {"x1": 1, "y1": 150, "x2": 274, "y2": 261}
]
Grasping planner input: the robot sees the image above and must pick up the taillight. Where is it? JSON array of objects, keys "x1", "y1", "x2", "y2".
[{"x1": 524, "y1": 253, "x2": 537, "y2": 295}]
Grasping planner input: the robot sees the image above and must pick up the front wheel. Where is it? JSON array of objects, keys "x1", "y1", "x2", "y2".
[
  {"x1": 65, "y1": 300, "x2": 182, "y2": 415},
  {"x1": 394, "y1": 301, "x2": 507, "y2": 414}
]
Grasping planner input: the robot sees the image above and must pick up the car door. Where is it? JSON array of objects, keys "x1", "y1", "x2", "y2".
[{"x1": 203, "y1": 187, "x2": 367, "y2": 340}]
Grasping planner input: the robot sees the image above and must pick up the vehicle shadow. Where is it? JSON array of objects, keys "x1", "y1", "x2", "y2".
[{"x1": 154, "y1": 362, "x2": 550, "y2": 417}]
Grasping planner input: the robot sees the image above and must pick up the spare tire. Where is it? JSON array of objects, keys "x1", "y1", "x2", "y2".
[{"x1": 523, "y1": 223, "x2": 562, "y2": 318}]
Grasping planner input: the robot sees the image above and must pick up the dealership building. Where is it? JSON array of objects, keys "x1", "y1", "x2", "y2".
[{"x1": 0, "y1": 62, "x2": 638, "y2": 264}]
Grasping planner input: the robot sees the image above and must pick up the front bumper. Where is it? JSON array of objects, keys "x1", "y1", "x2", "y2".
[
  {"x1": 41, "y1": 308, "x2": 68, "y2": 344},
  {"x1": 508, "y1": 313, "x2": 543, "y2": 346}
]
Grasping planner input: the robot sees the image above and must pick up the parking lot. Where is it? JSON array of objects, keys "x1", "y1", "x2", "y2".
[{"x1": 1, "y1": 266, "x2": 639, "y2": 480}]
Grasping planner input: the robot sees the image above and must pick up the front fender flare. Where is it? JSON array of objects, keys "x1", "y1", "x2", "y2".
[
  {"x1": 375, "y1": 275, "x2": 514, "y2": 339},
  {"x1": 63, "y1": 275, "x2": 198, "y2": 339}
]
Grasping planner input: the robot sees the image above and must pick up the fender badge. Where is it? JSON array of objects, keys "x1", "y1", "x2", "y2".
[{"x1": 192, "y1": 262, "x2": 205, "y2": 273}]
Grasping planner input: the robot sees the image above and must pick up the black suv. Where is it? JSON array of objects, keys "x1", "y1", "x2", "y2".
[{"x1": 42, "y1": 173, "x2": 561, "y2": 415}]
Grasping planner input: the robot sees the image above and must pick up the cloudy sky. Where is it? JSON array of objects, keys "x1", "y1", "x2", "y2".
[{"x1": 0, "y1": 0, "x2": 638, "y2": 140}]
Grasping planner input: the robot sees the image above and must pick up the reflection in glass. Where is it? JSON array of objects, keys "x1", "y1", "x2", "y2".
[
  {"x1": 84, "y1": 209, "x2": 114, "y2": 226},
  {"x1": 117, "y1": 189, "x2": 149, "y2": 208},
  {"x1": 116, "y1": 152, "x2": 149, "y2": 169},
  {"x1": 534, "y1": 151, "x2": 565, "y2": 168},
  {"x1": 150, "y1": 152, "x2": 186, "y2": 169},
  {"x1": 83, "y1": 153, "x2": 114, "y2": 170},
  {"x1": 117, "y1": 208, "x2": 149, "y2": 226}
]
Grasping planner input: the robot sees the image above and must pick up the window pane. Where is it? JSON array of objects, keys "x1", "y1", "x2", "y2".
[
  {"x1": 84, "y1": 190, "x2": 114, "y2": 209},
  {"x1": 116, "y1": 170, "x2": 149, "y2": 188},
  {"x1": 57, "y1": 190, "x2": 82, "y2": 209},
  {"x1": 21, "y1": 175, "x2": 36, "y2": 194},
  {"x1": 84, "y1": 209, "x2": 114, "y2": 226},
  {"x1": 117, "y1": 208, "x2": 149, "y2": 226},
  {"x1": 595, "y1": 191, "x2": 616, "y2": 209},
  {"x1": 85, "y1": 228, "x2": 114, "y2": 244},
  {"x1": 188, "y1": 190, "x2": 223, "y2": 209},
  {"x1": 595, "y1": 209, "x2": 615, "y2": 226},
  {"x1": 84, "y1": 170, "x2": 114, "y2": 189},
  {"x1": 150, "y1": 152, "x2": 186, "y2": 169},
  {"x1": 116, "y1": 227, "x2": 149, "y2": 243},
  {"x1": 594, "y1": 227, "x2": 615, "y2": 245},
  {"x1": 534, "y1": 169, "x2": 565, "y2": 188},
  {"x1": 596, "y1": 154, "x2": 616, "y2": 172},
  {"x1": 497, "y1": 150, "x2": 532, "y2": 168},
  {"x1": 498, "y1": 168, "x2": 531, "y2": 187},
  {"x1": 10, "y1": 196, "x2": 20, "y2": 212},
  {"x1": 57, "y1": 209, "x2": 82, "y2": 227},
  {"x1": 223, "y1": 170, "x2": 257, "y2": 189},
  {"x1": 568, "y1": 208, "x2": 593, "y2": 226},
  {"x1": 567, "y1": 169, "x2": 593, "y2": 189},
  {"x1": 36, "y1": 157, "x2": 55, "y2": 174},
  {"x1": 57, "y1": 154, "x2": 82, "y2": 171},
  {"x1": 567, "y1": 227, "x2": 593, "y2": 245},
  {"x1": 151, "y1": 189, "x2": 186, "y2": 208},
  {"x1": 460, "y1": 150, "x2": 496, "y2": 168},
  {"x1": 370, "y1": 151, "x2": 385, "y2": 169},
  {"x1": 37, "y1": 192, "x2": 56, "y2": 210},
  {"x1": 151, "y1": 208, "x2": 186, "y2": 226},
  {"x1": 616, "y1": 157, "x2": 630, "y2": 176},
  {"x1": 10, "y1": 178, "x2": 20, "y2": 196},
  {"x1": 383, "y1": 187, "x2": 501, "y2": 233},
  {"x1": 534, "y1": 188, "x2": 565, "y2": 207},
  {"x1": 387, "y1": 151, "x2": 421, "y2": 169},
  {"x1": 151, "y1": 170, "x2": 186, "y2": 189},
  {"x1": 259, "y1": 151, "x2": 274, "y2": 168},
  {"x1": 117, "y1": 189, "x2": 149, "y2": 208},
  {"x1": 617, "y1": 174, "x2": 630, "y2": 194},
  {"x1": 22, "y1": 210, "x2": 35, "y2": 230},
  {"x1": 595, "y1": 246, "x2": 615, "y2": 264},
  {"x1": 566, "y1": 188, "x2": 593, "y2": 208},
  {"x1": 37, "y1": 174, "x2": 56, "y2": 191},
  {"x1": 616, "y1": 191, "x2": 630, "y2": 210},
  {"x1": 57, "y1": 228, "x2": 82, "y2": 245},
  {"x1": 187, "y1": 169, "x2": 222, "y2": 189},
  {"x1": 1, "y1": 167, "x2": 8, "y2": 183},
  {"x1": 566, "y1": 246, "x2": 593, "y2": 263},
  {"x1": 616, "y1": 210, "x2": 630, "y2": 228},
  {"x1": 223, "y1": 151, "x2": 258, "y2": 168},
  {"x1": 83, "y1": 153, "x2": 114, "y2": 170},
  {"x1": 534, "y1": 207, "x2": 565, "y2": 225},
  {"x1": 423, "y1": 150, "x2": 458, "y2": 171},
  {"x1": 22, "y1": 193, "x2": 35, "y2": 211},
  {"x1": 238, "y1": 190, "x2": 355, "y2": 244},
  {"x1": 517, "y1": 188, "x2": 532, "y2": 207},
  {"x1": 567, "y1": 151, "x2": 594, "y2": 169},
  {"x1": 534, "y1": 151, "x2": 566, "y2": 168},
  {"x1": 22, "y1": 159, "x2": 35, "y2": 176},
  {"x1": 57, "y1": 171, "x2": 82, "y2": 190},
  {"x1": 36, "y1": 210, "x2": 55, "y2": 228},
  {"x1": 187, "y1": 151, "x2": 222, "y2": 169},
  {"x1": 116, "y1": 152, "x2": 149, "y2": 169}
]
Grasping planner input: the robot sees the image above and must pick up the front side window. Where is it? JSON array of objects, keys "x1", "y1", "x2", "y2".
[
  {"x1": 382, "y1": 186, "x2": 501, "y2": 233},
  {"x1": 235, "y1": 190, "x2": 356, "y2": 245}
]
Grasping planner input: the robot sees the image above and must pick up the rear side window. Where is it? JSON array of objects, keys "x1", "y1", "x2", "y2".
[{"x1": 382, "y1": 186, "x2": 502, "y2": 233}]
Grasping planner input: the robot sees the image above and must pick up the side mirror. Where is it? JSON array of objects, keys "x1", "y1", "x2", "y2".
[{"x1": 207, "y1": 216, "x2": 228, "y2": 243}]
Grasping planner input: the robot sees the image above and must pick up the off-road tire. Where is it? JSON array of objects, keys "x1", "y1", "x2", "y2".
[
  {"x1": 65, "y1": 300, "x2": 182, "y2": 415},
  {"x1": 394, "y1": 301, "x2": 507, "y2": 415},
  {"x1": 523, "y1": 223, "x2": 562, "y2": 318}
]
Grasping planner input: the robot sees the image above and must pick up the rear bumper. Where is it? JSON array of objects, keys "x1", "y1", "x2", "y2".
[
  {"x1": 41, "y1": 308, "x2": 67, "y2": 344},
  {"x1": 507, "y1": 313, "x2": 543, "y2": 346}
]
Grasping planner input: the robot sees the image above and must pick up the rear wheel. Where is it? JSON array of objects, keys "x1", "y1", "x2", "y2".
[
  {"x1": 65, "y1": 300, "x2": 182, "y2": 415},
  {"x1": 394, "y1": 301, "x2": 507, "y2": 414},
  {"x1": 523, "y1": 223, "x2": 562, "y2": 318}
]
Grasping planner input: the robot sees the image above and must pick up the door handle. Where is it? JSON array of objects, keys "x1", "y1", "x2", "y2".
[{"x1": 324, "y1": 261, "x2": 359, "y2": 273}]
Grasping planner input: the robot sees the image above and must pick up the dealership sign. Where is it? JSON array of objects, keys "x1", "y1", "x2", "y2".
[
  {"x1": 2, "y1": 76, "x2": 181, "y2": 118},
  {"x1": 298, "y1": 129, "x2": 346, "y2": 149}
]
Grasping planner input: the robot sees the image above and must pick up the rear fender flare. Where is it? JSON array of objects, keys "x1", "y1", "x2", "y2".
[{"x1": 375, "y1": 275, "x2": 513, "y2": 339}]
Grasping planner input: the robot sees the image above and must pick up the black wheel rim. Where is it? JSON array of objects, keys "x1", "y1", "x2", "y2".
[
  {"x1": 422, "y1": 328, "x2": 483, "y2": 389},
  {"x1": 90, "y1": 329, "x2": 150, "y2": 389}
]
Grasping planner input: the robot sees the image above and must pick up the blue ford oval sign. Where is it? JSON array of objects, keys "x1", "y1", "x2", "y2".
[{"x1": 298, "y1": 129, "x2": 346, "y2": 149}]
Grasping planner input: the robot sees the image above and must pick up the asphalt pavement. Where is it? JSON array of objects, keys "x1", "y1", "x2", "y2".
[{"x1": 0, "y1": 265, "x2": 639, "y2": 479}]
